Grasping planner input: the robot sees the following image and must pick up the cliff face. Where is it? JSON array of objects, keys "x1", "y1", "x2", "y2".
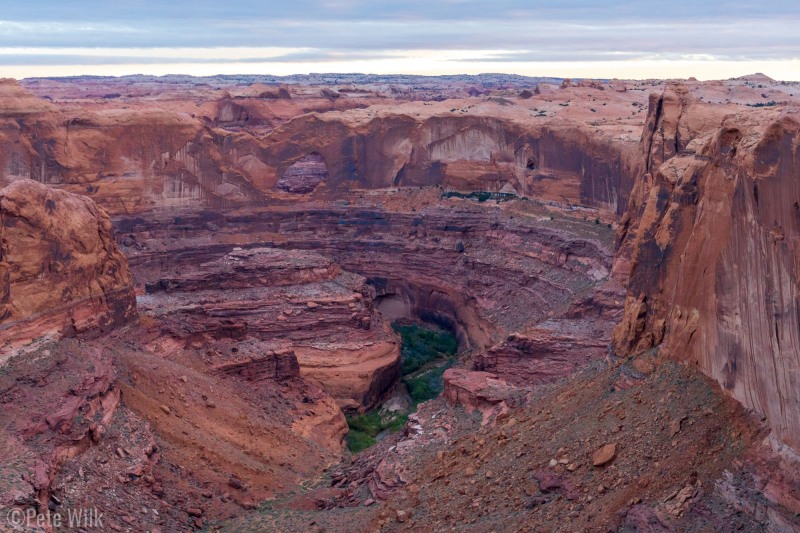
[
  {"x1": 615, "y1": 84, "x2": 800, "y2": 450},
  {"x1": 0, "y1": 79, "x2": 639, "y2": 216},
  {"x1": 0, "y1": 179, "x2": 136, "y2": 357},
  {"x1": 257, "y1": 113, "x2": 637, "y2": 214}
]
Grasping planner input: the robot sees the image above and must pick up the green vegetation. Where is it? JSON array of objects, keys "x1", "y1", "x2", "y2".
[
  {"x1": 393, "y1": 323, "x2": 457, "y2": 375},
  {"x1": 347, "y1": 410, "x2": 383, "y2": 436},
  {"x1": 345, "y1": 429, "x2": 376, "y2": 453},
  {"x1": 747, "y1": 101, "x2": 778, "y2": 107},
  {"x1": 395, "y1": 323, "x2": 458, "y2": 404},
  {"x1": 404, "y1": 358, "x2": 455, "y2": 403},
  {"x1": 344, "y1": 323, "x2": 460, "y2": 453},
  {"x1": 347, "y1": 410, "x2": 407, "y2": 436},
  {"x1": 345, "y1": 410, "x2": 408, "y2": 453},
  {"x1": 441, "y1": 190, "x2": 517, "y2": 203}
]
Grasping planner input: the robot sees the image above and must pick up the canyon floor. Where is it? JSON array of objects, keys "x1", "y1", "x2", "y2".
[{"x1": 1, "y1": 73, "x2": 799, "y2": 532}]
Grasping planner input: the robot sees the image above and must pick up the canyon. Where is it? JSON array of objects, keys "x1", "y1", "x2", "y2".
[{"x1": 0, "y1": 72, "x2": 799, "y2": 531}]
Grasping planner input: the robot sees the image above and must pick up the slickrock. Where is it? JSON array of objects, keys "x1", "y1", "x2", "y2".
[{"x1": 0, "y1": 179, "x2": 136, "y2": 358}]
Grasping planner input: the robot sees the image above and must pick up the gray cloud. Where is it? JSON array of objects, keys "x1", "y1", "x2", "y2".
[
  {"x1": 0, "y1": 51, "x2": 397, "y2": 66},
  {"x1": 0, "y1": 1, "x2": 798, "y2": 73},
  {"x1": 3, "y1": 1, "x2": 796, "y2": 24}
]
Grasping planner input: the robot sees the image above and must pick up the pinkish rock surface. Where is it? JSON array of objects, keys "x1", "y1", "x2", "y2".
[{"x1": 0, "y1": 179, "x2": 136, "y2": 357}]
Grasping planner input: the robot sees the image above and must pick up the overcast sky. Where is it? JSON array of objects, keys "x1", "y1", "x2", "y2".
[{"x1": 1, "y1": 0, "x2": 798, "y2": 80}]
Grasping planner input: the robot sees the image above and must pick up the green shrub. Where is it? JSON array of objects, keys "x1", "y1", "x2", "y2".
[
  {"x1": 404, "y1": 359, "x2": 455, "y2": 404},
  {"x1": 387, "y1": 413, "x2": 409, "y2": 432},
  {"x1": 346, "y1": 324, "x2": 458, "y2": 453},
  {"x1": 346, "y1": 411, "x2": 383, "y2": 437},
  {"x1": 441, "y1": 191, "x2": 515, "y2": 203},
  {"x1": 393, "y1": 323, "x2": 457, "y2": 376},
  {"x1": 345, "y1": 410, "x2": 409, "y2": 453},
  {"x1": 345, "y1": 430, "x2": 376, "y2": 453}
]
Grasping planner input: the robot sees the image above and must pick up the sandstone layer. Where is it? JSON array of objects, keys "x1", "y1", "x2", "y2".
[
  {"x1": 0, "y1": 179, "x2": 136, "y2": 358},
  {"x1": 138, "y1": 246, "x2": 401, "y2": 411},
  {"x1": 117, "y1": 192, "x2": 615, "y2": 354}
]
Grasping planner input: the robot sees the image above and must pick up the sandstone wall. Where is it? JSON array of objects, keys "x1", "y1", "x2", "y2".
[
  {"x1": 615, "y1": 84, "x2": 800, "y2": 450},
  {"x1": 1, "y1": 79, "x2": 637, "y2": 216},
  {"x1": 258, "y1": 114, "x2": 637, "y2": 214}
]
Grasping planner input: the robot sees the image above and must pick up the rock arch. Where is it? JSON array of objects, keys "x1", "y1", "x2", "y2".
[{"x1": 276, "y1": 153, "x2": 328, "y2": 193}]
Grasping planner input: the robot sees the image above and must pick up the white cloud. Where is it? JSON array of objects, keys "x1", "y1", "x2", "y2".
[{"x1": 0, "y1": 1, "x2": 798, "y2": 80}]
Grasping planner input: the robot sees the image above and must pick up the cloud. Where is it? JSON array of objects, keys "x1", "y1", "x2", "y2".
[{"x1": 0, "y1": 0, "x2": 798, "y2": 78}]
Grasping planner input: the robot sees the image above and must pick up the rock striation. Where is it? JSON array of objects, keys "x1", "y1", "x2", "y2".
[
  {"x1": 256, "y1": 111, "x2": 638, "y2": 214},
  {"x1": 615, "y1": 83, "x2": 800, "y2": 451},
  {"x1": 0, "y1": 179, "x2": 136, "y2": 358},
  {"x1": 0, "y1": 78, "x2": 642, "y2": 217},
  {"x1": 475, "y1": 280, "x2": 624, "y2": 385},
  {"x1": 276, "y1": 153, "x2": 329, "y2": 193},
  {"x1": 138, "y1": 246, "x2": 401, "y2": 411},
  {"x1": 121, "y1": 198, "x2": 614, "y2": 342}
]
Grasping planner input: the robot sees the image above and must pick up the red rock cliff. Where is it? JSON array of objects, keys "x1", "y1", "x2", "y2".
[
  {"x1": 0, "y1": 179, "x2": 137, "y2": 357},
  {"x1": 615, "y1": 83, "x2": 800, "y2": 451},
  {"x1": 1, "y1": 79, "x2": 640, "y2": 216}
]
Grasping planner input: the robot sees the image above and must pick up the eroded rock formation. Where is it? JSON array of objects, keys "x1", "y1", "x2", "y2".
[
  {"x1": 442, "y1": 368, "x2": 521, "y2": 424},
  {"x1": 138, "y1": 246, "x2": 400, "y2": 411},
  {"x1": 4, "y1": 73, "x2": 800, "y2": 530},
  {"x1": 1, "y1": 78, "x2": 642, "y2": 217},
  {"x1": 255, "y1": 110, "x2": 638, "y2": 214},
  {"x1": 615, "y1": 84, "x2": 800, "y2": 451},
  {"x1": 0, "y1": 179, "x2": 136, "y2": 357}
]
